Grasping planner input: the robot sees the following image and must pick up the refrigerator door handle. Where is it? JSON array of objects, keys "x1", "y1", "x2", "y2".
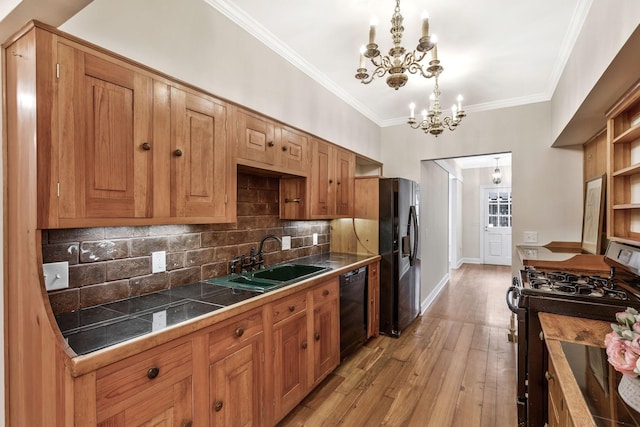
[{"x1": 406, "y1": 205, "x2": 418, "y2": 266}]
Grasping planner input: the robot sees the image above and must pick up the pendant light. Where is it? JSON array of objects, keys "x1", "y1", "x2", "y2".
[{"x1": 492, "y1": 158, "x2": 502, "y2": 184}]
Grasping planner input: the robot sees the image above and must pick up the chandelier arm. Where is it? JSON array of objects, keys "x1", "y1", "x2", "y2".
[{"x1": 406, "y1": 62, "x2": 435, "y2": 79}]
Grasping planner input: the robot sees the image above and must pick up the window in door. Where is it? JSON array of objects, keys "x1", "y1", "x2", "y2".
[{"x1": 487, "y1": 191, "x2": 512, "y2": 228}]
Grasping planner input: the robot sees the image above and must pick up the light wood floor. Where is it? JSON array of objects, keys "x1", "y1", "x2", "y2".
[{"x1": 279, "y1": 263, "x2": 518, "y2": 426}]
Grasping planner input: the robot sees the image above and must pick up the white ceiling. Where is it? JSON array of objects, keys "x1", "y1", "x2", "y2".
[{"x1": 206, "y1": 0, "x2": 590, "y2": 127}]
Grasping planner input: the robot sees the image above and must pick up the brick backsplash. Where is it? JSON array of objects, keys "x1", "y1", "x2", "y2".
[{"x1": 45, "y1": 173, "x2": 330, "y2": 314}]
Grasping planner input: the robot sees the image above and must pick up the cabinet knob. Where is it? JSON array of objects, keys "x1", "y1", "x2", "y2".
[
  {"x1": 314, "y1": 332, "x2": 321, "y2": 341},
  {"x1": 147, "y1": 366, "x2": 160, "y2": 379},
  {"x1": 214, "y1": 400, "x2": 223, "y2": 412},
  {"x1": 182, "y1": 422, "x2": 193, "y2": 427},
  {"x1": 288, "y1": 305, "x2": 296, "y2": 312},
  {"x1": 539, "y1": 331, "x2": 544, "y2": 341},
  {"x1": 329, "y1": 179, "x2": 333, "y2": 184},
  {"x1": 337, "y1": 181, "x2": 341, "y2": 185},
  {"x1": 141, "y1": 142, "x2": 152, "y2": 151},
  {"x1": 174, "y1": 149, "x2": 183, "y2": 157},
  {"x1": 234, "y1": 327, "x2": 244, "y2": 338},
  {"x1": 322, "y1": 289, "x2": 330, "y2": 296},
  {"x1": 268, "y1": 141, "x2": 274, "y2": 147},
  {"x1": 282, "y1": 146, "x2": 288, "y2": 152},
  {"x1": 545, "y1": 371, "x2": 554, "y2": 382},
  {"x1": 301, "y1": 340, "x2": 308, "y2": 350}
]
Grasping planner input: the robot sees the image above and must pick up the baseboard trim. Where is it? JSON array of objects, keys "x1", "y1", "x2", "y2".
[{"x1": 420, "y1": 273, "x2": 449, "y2": 314}]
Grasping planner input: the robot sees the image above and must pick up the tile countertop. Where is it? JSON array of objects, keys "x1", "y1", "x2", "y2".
[{"x1": 56, "y1": 252, "x2": 376, "y2": 357}]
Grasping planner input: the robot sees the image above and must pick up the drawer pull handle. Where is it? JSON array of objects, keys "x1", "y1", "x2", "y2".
[
  {"x1": 141, "y1": 142, "x2": 151, "y2": 151},
  {"x1": 545, "y1": 371, "x2": 554, "y2": 382},
  {"x1": 235, "y1": 327, "x2": 244, "y2": 338},
  {"x1": 315, "y1": 332, "x2": 321, "y2": 341},
  {"x1": 323, "y1": 289, "x2": 330, "y2": 296},
  {"x1": 301, "y1": 340, "x2": 308, "y2": 350},
  {"x1": 174, "y1": 148, "x2": 183, "y2": 157},
  {"x1": 288, "y1": 305, "x2": 296, "y2": 312},
  {"x1": 214, "y1": 400, "x2": 223, "y2": 412},
  {"x1": 285, "y1": 198, "x2": 301, "y2": 203},
  {"x1": 147, "y1": 366, "x2": 160, "y2": 379}
]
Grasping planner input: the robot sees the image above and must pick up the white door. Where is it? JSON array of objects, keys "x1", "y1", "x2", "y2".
[{"x1": 481, "y1": 187, "x2": 512, "y2": 265}]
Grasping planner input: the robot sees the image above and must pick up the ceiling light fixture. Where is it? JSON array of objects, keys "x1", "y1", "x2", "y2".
[
  {"x1": 407, "y1": 74, "x2": 465, "y2": 136},
  {"x1": 354, "y1": 0, "x2": 441, "y2": 90},
  {"x1": 492, "y1": 158, "x2": 502, "y2": 184}
]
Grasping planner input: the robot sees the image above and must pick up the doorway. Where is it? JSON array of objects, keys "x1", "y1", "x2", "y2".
[{"x1": 481, "y1": 185, "x2": 512, "y2": 266}]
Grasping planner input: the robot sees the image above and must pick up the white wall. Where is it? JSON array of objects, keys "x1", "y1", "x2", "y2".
[
  {"x1": 59, "y1": 0, "x2": 382, "y2": 162},
  {"x1": 551, "y1": 0, "x2": 640, "y2": 145},
  {"x1": 420, "y1": 161, "x2": 450, "y2": 310}
]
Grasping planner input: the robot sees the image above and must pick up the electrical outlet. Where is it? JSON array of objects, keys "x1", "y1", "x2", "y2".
[
  {"x1": 152, "y1": 251, "x2": 166, "y2": 273},
  {"x1": 282, "y1": 236, "x2": 291, "y2": 250},
  {"x1": 43, "y1": 261, "x2": 69, "y2": 291},
  {"x1": 523, "y1": 231, "x2": 538, "y2": 244},
  {"x1": 313, "y1": 233, "x2": 318, "y2": 245}
]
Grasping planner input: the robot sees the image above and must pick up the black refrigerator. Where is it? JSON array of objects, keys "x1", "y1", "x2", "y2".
[{"x1": 379, "y1": 177, "x2": 420, "y2": 337}]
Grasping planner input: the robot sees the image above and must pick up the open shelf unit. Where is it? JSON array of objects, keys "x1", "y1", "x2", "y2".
[{"x1": 608, "y1": 79, "x2": 640, "y2": 244}]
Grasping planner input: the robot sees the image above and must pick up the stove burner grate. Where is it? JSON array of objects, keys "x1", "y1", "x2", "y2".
[{"x1": 522, "y1": 270, "x2": 627, "y2": 300}]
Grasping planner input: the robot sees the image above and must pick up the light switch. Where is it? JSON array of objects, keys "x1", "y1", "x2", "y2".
[
  {"x1": 523, "y1": 231, "x2": 538, "y2": 244},
  {"x1": 43, "y1": 261, "x2": 69, "y2": 291}
]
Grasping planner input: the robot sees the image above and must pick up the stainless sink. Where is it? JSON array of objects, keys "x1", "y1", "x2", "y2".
[{"x1": 207, "y1": 263, "x2": 331, "y2": 293}]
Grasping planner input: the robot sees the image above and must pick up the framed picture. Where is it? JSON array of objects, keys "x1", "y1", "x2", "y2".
[{"x1": 581, "y1": 174, "x2": 606, "y2": 254}]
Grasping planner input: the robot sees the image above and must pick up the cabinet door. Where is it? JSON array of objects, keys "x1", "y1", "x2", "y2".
[
  {"x1": 171, "y1": 87, "x2": 231, "y2": 221},
  {"x1": 335, "y1": 147, "x2": 355, "y2": 217},
  {"x1": 273, "y1": 314, "x2": 308, "y2": 422},
  {"x1": 236, "y1": 109, "x2": 277, "y2": 166},
  {"x1": 367, "y1": 261, "x2": 380, "y2": 338},
  {"x1": 57, "y1": 43, "x2": 153, "y2": 221},
  {"x1": 312, "y1": 297, "x2": 339, "y2": 386},
  {"x1": 279, "y1": 127, "x2": 308, "y2": 174},
  {"x1": 210, "y1": 340, "x2": 263, "y2": 427},
  {"x1": 310, "y1": 139, "x2": 334, "y2": 217}
]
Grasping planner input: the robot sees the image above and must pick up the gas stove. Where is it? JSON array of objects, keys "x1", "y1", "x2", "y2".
[{"x1": 519, "y1": 269, "x2": 634, "y2": 302}]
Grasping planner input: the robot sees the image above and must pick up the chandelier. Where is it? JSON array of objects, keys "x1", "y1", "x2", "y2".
[
  {"x1": 492, "y1": 158, "x2": 502, "y2": 184},
  {"x1": 407, "y1": 74, "x2": 465, "y2": 136},
  {"x1": 354, "y1": 0, "x2": 440, "y2": 90}
]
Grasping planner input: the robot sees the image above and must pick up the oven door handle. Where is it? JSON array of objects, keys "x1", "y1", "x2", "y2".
[{"x1": 506, "y1": 279, "x2": 520, "y2": 314}]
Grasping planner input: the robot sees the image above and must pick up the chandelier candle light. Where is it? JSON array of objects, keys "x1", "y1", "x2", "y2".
[
  {"x1": 355, "y1": 0, "x2": 440, "y2": 90},
  {"x1": 407, "y1": 74, "x2": 466, "y2": 136}
]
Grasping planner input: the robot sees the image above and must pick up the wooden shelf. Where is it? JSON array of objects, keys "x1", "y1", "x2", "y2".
[
  {"x1": 613, "y1": 162, "x2": 640, "y2": 177},
  {"x1": 612, "y1": 203, "x2": 640, "y2": 209},
  {"x1": 612, "y1": 123, "x2": 640, "y2": 144}
]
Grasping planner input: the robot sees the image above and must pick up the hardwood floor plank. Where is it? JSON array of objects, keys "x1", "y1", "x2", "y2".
[{"x1": 278, "y1": 264, "x2": 517, "y2": 427}]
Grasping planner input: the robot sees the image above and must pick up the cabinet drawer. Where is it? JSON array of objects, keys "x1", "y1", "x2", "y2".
[
  {"x1": 96, "y1": 341, "x2": 192, "y2": 413},
  {"x1": 313, "y1": 279, "x2": 339, "y2": 304},
  {"x1": 272, "y1": 291, "x2": 307, "y2": 324},
  {"x1": 209, "y1": 309, "x2": 263, "y2": 360}
]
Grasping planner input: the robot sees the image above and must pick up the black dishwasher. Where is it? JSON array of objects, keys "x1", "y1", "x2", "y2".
[{"x1": 339, "y1": 266, "x2": 368, "y2": 360}]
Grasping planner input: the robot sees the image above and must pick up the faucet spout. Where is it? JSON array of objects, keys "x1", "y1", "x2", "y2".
[{"x1": 257, "y1": 234, "x2": 282, "y2": 256}]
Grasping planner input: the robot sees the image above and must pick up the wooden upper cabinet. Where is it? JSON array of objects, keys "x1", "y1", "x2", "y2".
[
  {"x1": 309, "y1": 139, "x2": 355, "y2": 219},
  {"x1": 236, "y1": 109, "x2": 277, "y2": 166},
  {"x1": 235, "y1": 108, "x2": 309, "y2": 176},
  {"x1": 17, "y1": 25, "x2": 236, "y2": 228},
  {"x1": 171, "y1": 87, "x2": 233, "y2": 222},
  {"x1": 280, "y1": 127, "x2": 308, "y2": 174},
  {"x1": 56, "y1": 42, "x2": 153, "y2": 224}
]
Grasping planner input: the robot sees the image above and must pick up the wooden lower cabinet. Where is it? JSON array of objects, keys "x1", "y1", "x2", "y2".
[
  {"x1": 92, "y1": 340, "x2": 195, "y2": 427},
  {"x1": 367, "y1": 261, "x2": 380, "y2": 338},
  {"x1": 73, "y1": 277, "x2": 345, "y2": 427}
]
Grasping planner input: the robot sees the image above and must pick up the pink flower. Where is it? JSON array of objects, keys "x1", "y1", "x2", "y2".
[{"x1": 606, "y1": 332, "x2": 640, "y2": 377}]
